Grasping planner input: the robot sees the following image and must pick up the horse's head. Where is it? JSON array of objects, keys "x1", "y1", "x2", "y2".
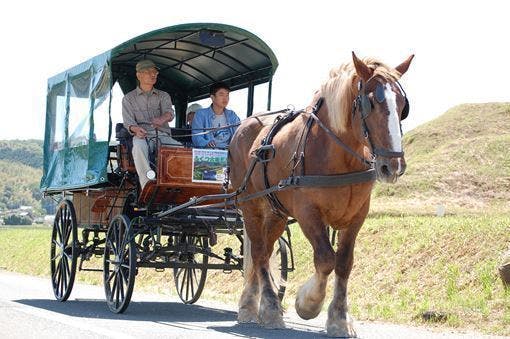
[{"x1": 351, "y1": 52, "x2": 414, "y2": 183}]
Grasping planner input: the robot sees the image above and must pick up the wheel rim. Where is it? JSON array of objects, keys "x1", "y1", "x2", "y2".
[
  {"x1": 50, "y1": 199, "x2": 77, "y2": 302},
  {"x1": 103, "y1": 215, "x2": 136, "y2": 313},
  {"x1": 173, "y1": 235, "x2": 208, "y2": 304}
]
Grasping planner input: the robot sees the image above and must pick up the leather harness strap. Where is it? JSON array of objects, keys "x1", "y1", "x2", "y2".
[
  {"x1": 255, "y1": 97, "x2": 376, "y2": 218},
  {"x1": 258, "y1": 109, "x2": 305, "y2": 216}
]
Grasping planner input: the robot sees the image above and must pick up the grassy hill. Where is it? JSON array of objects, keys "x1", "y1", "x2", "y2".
[
  {"x1": 0, "y1": 140, "x2": 46, "y2": 214},
  {"x1": 372, "y1": 103, "x2": 510, "y2": 215}
]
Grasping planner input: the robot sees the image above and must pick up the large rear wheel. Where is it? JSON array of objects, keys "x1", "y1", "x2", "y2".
[
  {"x1": 173, "y1": 235, "x2": 208, "y2": 304},
  {"x1": 50, "y1": 199, "x2": 78, "y2": 302},
  {"x1": 103, "y1": 214, "x2": 136, "y2": 313}
]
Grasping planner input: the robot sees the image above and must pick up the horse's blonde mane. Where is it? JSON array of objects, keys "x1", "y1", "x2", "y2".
[{"x1": 320, "y1": 57, "x2": 402, "y2": 134}]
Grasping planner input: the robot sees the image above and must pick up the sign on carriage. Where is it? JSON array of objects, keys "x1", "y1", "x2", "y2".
[{"x1": 192, "y1": 148, "x2": 228, "y2": 184}]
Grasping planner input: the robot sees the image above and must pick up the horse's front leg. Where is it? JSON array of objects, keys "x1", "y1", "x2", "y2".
[
  {"x1": 238, "y1": 212, "x2": 262, "y2": 324},
  {"x1": 238, "y1": 259, "x2": 260, "y2": 323},
  {"x1": 295, "y1": 219, "x2": 335, "y2": 320},
  {"x1": 326, "y1": 223, "x2": 363, "y2": 338}
]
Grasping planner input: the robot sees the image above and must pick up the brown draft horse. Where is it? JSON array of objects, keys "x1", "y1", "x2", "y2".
[{"x1": 228, "y1": 52, "x2": 414, "y2": 337}]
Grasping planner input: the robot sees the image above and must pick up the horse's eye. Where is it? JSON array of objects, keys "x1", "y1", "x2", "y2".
[{"x1": 375, "y1": 84, "x2": 385, "y2": 103}]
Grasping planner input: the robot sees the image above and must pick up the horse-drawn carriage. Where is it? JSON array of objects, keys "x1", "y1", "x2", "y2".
[
  {"x1": 43, "y1": 20, "x2": 414, "y2": 337},
  {"x1": 41, "y1": 23, "x2": 294, "y2": 313}
]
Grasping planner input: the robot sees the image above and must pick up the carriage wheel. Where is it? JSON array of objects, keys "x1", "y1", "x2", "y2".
[
  {"x1": 103, "y1": 214, "x2": 136, "y2": 313},
  {"x1": 50, "y1": 199, "x2": 78, "y2": 302},
  {"x1": 270, "y1": 237, "x2": 289, "y2": 301},
  {"x1": 173, "y1": 235, "x2": 208, "y2": 304}
]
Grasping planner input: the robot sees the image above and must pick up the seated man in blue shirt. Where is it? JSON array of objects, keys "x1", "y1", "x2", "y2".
[{"x1": 192, "y1": 82, "x2": 241, "y2": 148}]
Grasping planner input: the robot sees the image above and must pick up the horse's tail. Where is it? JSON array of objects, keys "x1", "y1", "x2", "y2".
[{"x1": 242, "y1": 223, "x2": 253, "y2": 283}]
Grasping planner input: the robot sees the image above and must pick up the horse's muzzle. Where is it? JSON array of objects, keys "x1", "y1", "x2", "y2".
[{"x1": 375, "y1": 156, "x2": 406, "y2": 183}]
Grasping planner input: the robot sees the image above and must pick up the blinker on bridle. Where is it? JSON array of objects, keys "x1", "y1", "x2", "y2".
[
  {"x1": 354, "y1": 79, "x2": 409, "y2": 158},
  {"x1": 355, "y1": 80, "x2": 409, "y2": 121}
]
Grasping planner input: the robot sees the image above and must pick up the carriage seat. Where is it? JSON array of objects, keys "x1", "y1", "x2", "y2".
[{"x1": 115, "y1": 123, "x2": 136, "y2": 173}]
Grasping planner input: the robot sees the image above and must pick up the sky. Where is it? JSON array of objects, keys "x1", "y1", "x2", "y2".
[{"x1": 1, "y1": 0, "x2": 509, "y2": 140}]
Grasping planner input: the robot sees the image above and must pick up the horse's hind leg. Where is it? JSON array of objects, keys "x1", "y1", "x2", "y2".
[
  {"x1": 295, "y1": 215, "x2": 335, "y2": 320},
  {"x1": 256, "y1": 215, "x2": 286, "y2": 328},
  {"x1": 326, "y1": 224, "x2": 363, "y2": 338}
]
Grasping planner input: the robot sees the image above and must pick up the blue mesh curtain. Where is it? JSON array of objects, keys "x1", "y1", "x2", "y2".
[{"x1": 41, "y1": 53, "x2": 112, "y2": 191}]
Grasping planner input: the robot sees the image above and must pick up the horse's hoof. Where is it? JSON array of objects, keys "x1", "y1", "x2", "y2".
[
  {"x1": 259, "y1": 307, "x2": 285, "y2": 329},
  {"x1": 295, "y1": 276, "x2": 326, "y2": 319},
  {"x1": 237, "y1": 308, "x2": 259, "y2": 324},
  {"x1": 261, "y1": 317, "x2": 286, "y2": 329},
  {"x1": 326, "y1": 315, "x2": 357, "y2": 338},
  {"x1": 295, "y1": 299, "x2": 323, "y2": 320},
  {"x1": 295, "y1": 291, "x2": 324, "y2": 320}
]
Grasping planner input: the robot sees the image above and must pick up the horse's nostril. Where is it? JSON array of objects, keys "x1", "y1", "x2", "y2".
[{"x1": 381, "y1": 164, "x2": 391, "y2": 177}]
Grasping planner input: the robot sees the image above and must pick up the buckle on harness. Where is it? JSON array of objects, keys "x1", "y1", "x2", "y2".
[{"x1": 255, "y1": 144, "x2": 276, "y2": 163}]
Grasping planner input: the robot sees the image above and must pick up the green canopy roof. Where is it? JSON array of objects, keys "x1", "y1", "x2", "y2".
[{"x1": 113, "y1": 22, "x2": 279, "y2": 101}]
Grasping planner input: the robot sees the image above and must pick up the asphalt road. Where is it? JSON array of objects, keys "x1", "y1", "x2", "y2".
[{"x1": 0, "y1": 270, "x2": 505, "y2": 338}]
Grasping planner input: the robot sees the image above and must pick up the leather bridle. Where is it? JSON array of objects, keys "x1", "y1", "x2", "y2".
[{"x1": 352, "y1": 78, "x2": 409, "y2": 159}]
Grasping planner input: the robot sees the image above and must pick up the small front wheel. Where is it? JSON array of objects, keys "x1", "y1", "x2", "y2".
[
  {"x1": 103, "y1": 214, "x2": 136, "y2": 313},
  {"x1": 173, "y1": 235, "x2": 208, "y2": 304}
]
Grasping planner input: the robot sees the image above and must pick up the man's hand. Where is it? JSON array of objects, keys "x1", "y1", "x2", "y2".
[
  {"x1": 152, "y1": 112, "x2": 174, "y2": 129},
  {"x1": 206, "y1": 140, "x2": 216, "y2": 148},
  {"x1": 130, "y1": 126, "x2": 147, "y2": 138}
]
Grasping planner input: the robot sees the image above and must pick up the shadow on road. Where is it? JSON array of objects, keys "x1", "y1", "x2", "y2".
[{"x1": 15, "y1": 299, "x2": 325, "y2": 338}]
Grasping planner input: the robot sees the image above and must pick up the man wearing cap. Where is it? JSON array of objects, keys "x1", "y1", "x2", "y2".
[
  {"x1": 186, "y1": 103, "x2": 202, "y2": 128},
  {"x1": 191, "y1": 82, "x2": 240, "y2": 148},
  {"x1": 122, "y1": 59, "x2": 180, "y2": 189}
]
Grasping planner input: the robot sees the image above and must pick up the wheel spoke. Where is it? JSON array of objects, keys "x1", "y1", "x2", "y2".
[
  {"x1": 59, "y1": 260, "x2": 65, "y2": 296},
  {"x1": 111, "y1": 272, "x2": 118, "y2": 299},
  {"x1": 61, "y1": 206, "x2": 68, "y2": 244},
  {"x1": 114, "y1": 273, "x2": 120, "y2": 307},
  {"x1": 107, "y1": 268, "x2": 116, "y2": 284},
  {"x1": 186, "y1": 268, "x2": 191, "y2": 301},
  {"x1": 119, "y1": 271, "x2": 125, "y2": 301},
  {"x1": 106, "y1": 239, "x2": 117, "y2": 255},
  {"x1": 64, "y1": 208, "x2": 72, "y2": 245},
  {"x1": 189, "y1": 268, "x2": 195, "y2": 300},
  {"x1": 52, "y1": 238, "x2": 62, "y2": 248},
  {"x1": 54, "y1": 259, "x2": 62, "y2": 288},
  {"x1": 119, "y1": 266, "x2": 128, "y2": 285},
  {"x1": 178, "y1": 269, "x2": 186, "y2": 297},
  {"x1": 63, "y1": 254, "x2": 71, "y2": 277},
  {"x1": 114, "y1": 221, "x2": 121, "y2": 252},
  {"x1": 55, "y1": 218, "x2": 63, "y2": 243},
  {"x1": 62, "y1": 249, "x2": 72, "y2": 261},
  {"x1": 62, "y1": 256, "x2": 68, "y2": 290},
  {"x1": 51, "y1": 250, "x2": 62, "y2": 261}
]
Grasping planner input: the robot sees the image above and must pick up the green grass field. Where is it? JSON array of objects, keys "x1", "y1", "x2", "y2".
[{"x1": 1, "y1": 214, "x2": 509, "y2": 335}]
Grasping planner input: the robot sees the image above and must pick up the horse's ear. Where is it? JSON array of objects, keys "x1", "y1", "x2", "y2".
[
  {"x1": 395, "y1": 54, "x2": 415, "y2": 76},
  {"x1": 352, "y1": 51, "x2": 372, "y2": 82}
]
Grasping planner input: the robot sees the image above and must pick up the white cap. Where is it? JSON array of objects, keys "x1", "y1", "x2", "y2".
[{"x1": 186, "y1": 103, "x2": 203, "y2": 115}]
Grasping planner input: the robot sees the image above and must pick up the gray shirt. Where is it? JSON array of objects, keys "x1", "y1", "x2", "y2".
[
  {"x1": 122, "y1": 86, "x2": 174, "y2": 136},
  {"x1": 211, "y1": 113, "x2": 230, "y2": 148}
]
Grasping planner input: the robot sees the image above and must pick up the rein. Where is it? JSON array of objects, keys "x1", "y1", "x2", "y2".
[{"x1": 171, "y1": 108, "x2": 291, "y2": 138}]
